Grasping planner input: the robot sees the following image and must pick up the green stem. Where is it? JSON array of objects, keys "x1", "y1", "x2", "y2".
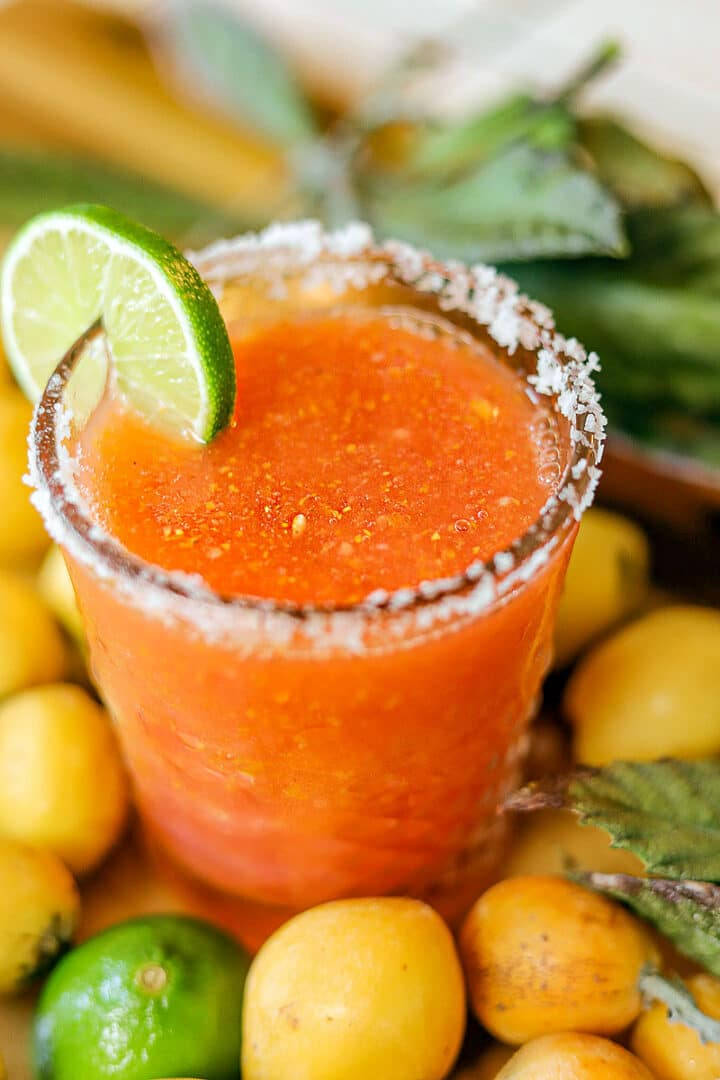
[
  {"x1": 287, "y1": 136, "x2": 361, "y2": 228},
  {"x1": 555, "y1": 39, "x2": 622, "y2": 104}
]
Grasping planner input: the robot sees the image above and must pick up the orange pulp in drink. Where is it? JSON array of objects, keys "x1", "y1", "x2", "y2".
[
  {"x1": 76, "y1": 313, "x2": 556, "y2": 602},
  {"x1": 67, "y1": 310, "x2": 572, "y2": 923}
]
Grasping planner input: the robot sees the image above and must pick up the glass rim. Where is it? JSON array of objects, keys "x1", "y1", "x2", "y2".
[{"x1": 28, "y1": 221, "x2": 606, "y2": 635}]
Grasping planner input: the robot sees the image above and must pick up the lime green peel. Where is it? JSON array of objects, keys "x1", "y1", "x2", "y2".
[
  {"x1": 32, "y1": 913, "x2": 250, "y2": 1080},
  {"x1": 0, "y1": 204, "x2": 235, "y2": 442}
]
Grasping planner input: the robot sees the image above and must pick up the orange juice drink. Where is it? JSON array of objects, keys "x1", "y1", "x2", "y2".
[{"x1": 30, "y1": 224, "x2": 604, "y2": 926}]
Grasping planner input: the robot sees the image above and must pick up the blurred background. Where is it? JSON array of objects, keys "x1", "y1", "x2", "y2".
[
  {"x1": 1, "y1": 0, "x2": 719, "y2": 592},
  {"x1": 1, "y1": 6, "x2": 719, "y2": 1076}
]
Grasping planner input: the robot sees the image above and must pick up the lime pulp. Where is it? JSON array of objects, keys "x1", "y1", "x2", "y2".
[{"x1": 0, "y1": 204, "x2": 235, "y2": 442}]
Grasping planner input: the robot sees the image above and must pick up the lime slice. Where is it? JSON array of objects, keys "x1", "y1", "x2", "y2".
[{"x1": 0, "y1": 204, "x2": 235, "y2": 442}]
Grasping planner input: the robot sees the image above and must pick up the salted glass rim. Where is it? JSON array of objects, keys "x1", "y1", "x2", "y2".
[{"x1": 28, "y1": 221, "x2": 606, "y2": 637}]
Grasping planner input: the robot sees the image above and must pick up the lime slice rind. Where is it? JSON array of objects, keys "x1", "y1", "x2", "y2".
[{"x1": 1, "y1": 205, "x2": 235, "y2": 442}]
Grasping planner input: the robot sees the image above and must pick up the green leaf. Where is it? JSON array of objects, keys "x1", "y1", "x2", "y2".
[
  {"x1": 397, "y1": 41, "x2": 620, "y2": 180},
  {"x1": 506, "y1": 760, "x2": 720, "y2": 882},
  {"x1": 579, "y1": 872, "x2": 720, "y2": 978},
  {"x1": 508, "y1": 260, "x2": 720, "y2": 407},
  {"x1": 579, "y1": 116, "x2": 712, "y2": 210},
  {"x1": 406, "y1": 95, "x2": 576, "y2": 178},
  {"x1": 0, "y1": 147, "x2": 258, "y2": 245},
  {"x1": 506, "y1": 211, "x2": 720, "y2": 467},
  {"x1": 156, "y1": 0, "x2": 315, "y2": 143},
  {"x1": 364, "y1": 143, "x2": 627, "y2": 261},
  {"x1": 627, "y1": 207, "x2": 720, "y2": 290},
  {"x1": 377, "y1": 41, "x2": 622, "y2": 183}
]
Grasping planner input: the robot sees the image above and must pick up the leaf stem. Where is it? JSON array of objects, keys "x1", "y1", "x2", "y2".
[
  {"x1": 639, "y1": 971, "x2": 720, "y2": 1045},
  {"x1": 555, "y1": 39, "x2": 622, "y2": 104},
  {"x1": 287, "y1": 136, "x2": 361, "y2": 228}
]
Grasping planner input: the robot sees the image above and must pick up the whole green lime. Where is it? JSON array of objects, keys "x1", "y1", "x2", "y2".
[{"x1": 32, "y1": 914, "x2": 250, "y2": 1080}]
